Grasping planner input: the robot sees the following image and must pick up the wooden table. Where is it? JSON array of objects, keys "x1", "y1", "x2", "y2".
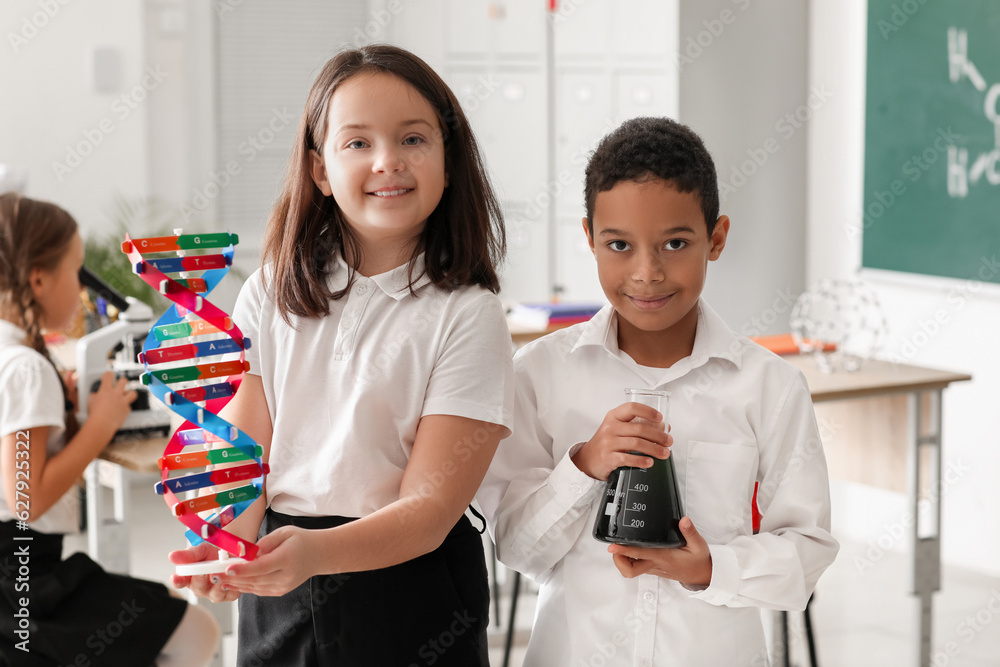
[{"x1": 785, "y1": 355, "x2": 971, "y2": 667}]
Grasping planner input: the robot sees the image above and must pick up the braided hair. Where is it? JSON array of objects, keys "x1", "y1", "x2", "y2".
[{"x1": 0, "y1": 193, "x2": 80, "y2": 441}]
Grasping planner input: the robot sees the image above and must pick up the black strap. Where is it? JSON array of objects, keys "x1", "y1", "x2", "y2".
[{"x1": 467, "y1": 505, "x2": 487, "y2": 534}]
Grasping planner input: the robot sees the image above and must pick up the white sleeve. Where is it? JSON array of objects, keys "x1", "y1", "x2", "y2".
[
  {"x1": 0, "y1": 351, "x2": 65, "y2": 438},
  {"x1": 231, "y1": 268, "x2": 264, "y2": 377},
  {"x1": 421, "y1": 293, "x2": 514, "y2": 433},
  {"x1": 479, "y1": 353, "x2": 603, "y2": 583},
  {"x1": 686, "y1": 374, "x2": 839, "y2": 611}
]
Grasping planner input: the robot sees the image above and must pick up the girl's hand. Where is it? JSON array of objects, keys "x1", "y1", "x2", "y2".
[
  {"x1": 607, "y1": 517, "x2": 713, "y2": 586},
  {"x1": 168, "y1": 543, "x2": 242, "y2": 603},
  {"x1": 87, "y1": 371, "x2": 136, "y2": 432},
  {"x1": 572, "y1": 402, "x2": 672, "y2": 481},
  {"x1": 218, "y1": 526, "x2": 317, "y2": 597}
]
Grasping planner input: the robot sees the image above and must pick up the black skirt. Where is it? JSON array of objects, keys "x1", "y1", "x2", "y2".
[
  {"x1": 0, "y1": 520, "x2": 187, "y2": 666},
  {"x1": 238, "y1": 509, "x2": 491, "y2": 667}
]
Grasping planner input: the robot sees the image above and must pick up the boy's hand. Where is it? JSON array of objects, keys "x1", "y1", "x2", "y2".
[
  {"x1": 572, "y1": 402, "x2": 672, "y2": 481},
  {"x1": 607, "y1": 517, "x2": 712, "y2": 586}
]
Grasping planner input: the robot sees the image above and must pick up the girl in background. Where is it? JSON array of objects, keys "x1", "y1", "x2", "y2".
[
  {"x1": 0, "y1": 193, "x2": 219, "y2": 666},
  {"x1": 170, "y1": 44, "x2": 514, "y2": 666}
]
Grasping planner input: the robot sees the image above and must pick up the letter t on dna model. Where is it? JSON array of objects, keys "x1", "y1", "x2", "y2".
[{"x1": 122, "y1": 231, "x2": 268, "y2": 576}]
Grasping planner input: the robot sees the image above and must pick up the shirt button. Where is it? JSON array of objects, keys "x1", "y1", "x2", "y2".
[
  {"x1": 643, "y1": 591, "x2": 654, "y2": 602},
  {"x1": 357, "y1": 283, "x2": 368, "y2": 294},
  {"x1": 570, "y1": 484, "x2": 581, "y2": 494},
  {"x1": 342, "y1": 318, "x2": 354, "y2": 330}
]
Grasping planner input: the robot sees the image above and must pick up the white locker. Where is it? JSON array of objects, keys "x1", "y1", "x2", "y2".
[
  {"x1": 445, "y1": 0, "x2": 491, "y2": 57},
  {"x1": 555, "y1": 215, "x2": 604, "y2": 302},
  {"x1": 552, "y1": 0, "x2": 608, "y2": 59},
  {"x1": 497, "y1": 70, "x2": 548, "y2": 201},
  {"x1": 450, "y1": 65, "x2": 549, "y2": 303},
  {"x1": 554, "y1": 70, "x2": 613, "y2": 220},
  {"x1": 494, "y1": 1, "x2": 546, "y2": 59},
  {"x1": 500, "y1": 206, "x2": 552, "y2": 303},
  {"x1": 445, "y1": 0, "x2": 545, "y2": 60},
  {"x1": 615, "y1": 72, "x2": 675, "y2": 122},
  {"x1": 610, "y1": 0, "x2": 672, "y2": 58}
]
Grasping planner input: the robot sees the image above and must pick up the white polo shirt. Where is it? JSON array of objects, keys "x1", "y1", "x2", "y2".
[
  {"x1": 479, "y1": 299, "x2": 839, "y2": 667},
  {"x1": 0, "y1": 319, "x2": 78, "y2": 534},
  {"x1": 233, "y1": 254, "x2": 514, "y2": 519}
]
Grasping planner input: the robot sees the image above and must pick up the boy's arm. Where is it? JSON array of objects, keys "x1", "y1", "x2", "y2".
[
  {"x1": 686, "y1": 373, "x2": 839, "y2": 611},
  {"x1": 478, "y1": 364, "x2": 603, "y2": 582}
]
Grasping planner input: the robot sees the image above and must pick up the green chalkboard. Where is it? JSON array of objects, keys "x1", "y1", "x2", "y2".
[{"x1": 863, "y1": 0, "x2": 1000, "y2": 283}]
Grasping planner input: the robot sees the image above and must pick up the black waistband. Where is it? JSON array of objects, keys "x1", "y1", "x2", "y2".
[
  {"x1": 263, "y1": 508, "x2": 478, "y2": 541},
  {"x1": 264, "y1": 510, "x2": 356, "y2": 531}
]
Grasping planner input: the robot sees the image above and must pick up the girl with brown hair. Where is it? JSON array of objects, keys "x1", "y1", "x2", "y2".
[
  {"x1": 170, "y1": 45, "x2": 513, "y2": 665},
  {"x1": 0, "y1": 193, "x2": 219, "y2": 666}
]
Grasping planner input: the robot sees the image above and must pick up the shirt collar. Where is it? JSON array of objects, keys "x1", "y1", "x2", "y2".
[
  {"x1": 0, "y1": 319, "x2": 27, "y2": 347},
  {"x1": 571, "y1": 298, "x2": 743, "y2": 370},
  {"x1": 329, "y1": 252, "x2": 433, "y2": 301}
]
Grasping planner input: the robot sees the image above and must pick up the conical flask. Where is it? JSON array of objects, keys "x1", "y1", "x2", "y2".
[{"x1": 593, "y1": 388, "x2": 685, "y2": 548}]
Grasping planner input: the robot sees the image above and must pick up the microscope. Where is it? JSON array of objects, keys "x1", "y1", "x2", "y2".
[{"x1": 76, "y1": 267, "x2": 172, "y2": 437}]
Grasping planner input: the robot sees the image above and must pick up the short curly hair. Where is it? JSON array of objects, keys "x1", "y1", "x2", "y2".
[{"x1": 584, "y1": 117, "x2": 719, "y2": 236}]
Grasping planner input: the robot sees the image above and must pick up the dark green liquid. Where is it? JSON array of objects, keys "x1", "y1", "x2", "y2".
[{"x1": 593, "y1": 455, "x2": 685, "y2": 548}]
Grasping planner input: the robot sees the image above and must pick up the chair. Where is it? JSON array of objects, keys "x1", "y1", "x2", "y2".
[{"x1": 754, "y1": 483, "x2": 819, "y2": 667}]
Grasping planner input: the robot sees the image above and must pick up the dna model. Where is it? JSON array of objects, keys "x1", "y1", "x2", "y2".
[{"x1": 121, "y1": 231, "x2": 267, "y2": 575}]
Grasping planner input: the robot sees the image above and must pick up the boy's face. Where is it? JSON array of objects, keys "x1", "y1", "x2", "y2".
[{"x1": 584, "y1": 179, "x2": 729, "y2": 349}]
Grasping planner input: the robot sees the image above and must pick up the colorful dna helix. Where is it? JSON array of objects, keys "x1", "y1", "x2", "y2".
[{"x1": 121, "y1": 231, "x2": 267, "y2": 575}]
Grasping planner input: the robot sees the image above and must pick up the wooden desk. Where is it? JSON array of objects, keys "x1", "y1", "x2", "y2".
[
  {"x1": 508, "y1": 323, "x2": 578, "y2": 346},
  {"x1": 99, "y1": 435, "x2": 167, "y2": 473},
  {"x1": 785, "y1": 356, "x2": 971, "y2": 667}
]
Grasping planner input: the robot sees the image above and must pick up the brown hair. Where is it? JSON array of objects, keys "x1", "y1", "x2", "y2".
[
  {"x1": 0, "y1": 193, "x2": 79, "y2": 440},
  {"x1": 261, "y1": 44, "x2": 506, "y2": 321}
]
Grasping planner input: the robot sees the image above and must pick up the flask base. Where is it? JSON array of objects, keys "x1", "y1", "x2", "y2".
[{"x1": 593, "y1": 532, "x2": 686, "y2": 549}]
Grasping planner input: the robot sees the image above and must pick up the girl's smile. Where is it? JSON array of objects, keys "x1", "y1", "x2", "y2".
[{"x1": 368, "y1": 187, "x2": 414, "y2": 198}]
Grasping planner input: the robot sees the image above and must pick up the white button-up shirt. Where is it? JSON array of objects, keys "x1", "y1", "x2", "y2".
[
  {"x1": 234, "y1": 254, "x2": 514, "y2": 519},
  {"x1": 479, "y1": 300, "x2": 839, "y2": 666}
]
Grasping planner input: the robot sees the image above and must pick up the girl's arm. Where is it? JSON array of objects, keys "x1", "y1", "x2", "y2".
[
  {"x1": 221, "y1": 413, "x2": 505, "y2": 597},
  {"x1": 0, "y1": 372, "x2": 133, "y2": 521}
]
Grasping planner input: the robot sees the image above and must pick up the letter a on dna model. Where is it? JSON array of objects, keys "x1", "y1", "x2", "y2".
[{"x1": 122, "y1": 231, "x2": 268, "y2": 576}]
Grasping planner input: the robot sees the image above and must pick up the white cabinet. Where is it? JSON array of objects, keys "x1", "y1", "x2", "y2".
[
  {"x1": 552, "y1": 0, "x2": 608, "y2": 58},
  {"x1": 445, "y1": 0, "x2": 546, "y2": 60},
  {"x1": 616, "y1": 72, "x2": 673, "y2": 123},
  {"x1": 609, "y1": 0, "x2": 673, "y2": 58}
]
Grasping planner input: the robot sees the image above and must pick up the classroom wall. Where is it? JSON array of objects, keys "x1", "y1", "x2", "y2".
[
  {"x1": 678, "y1": 0, "x2": 809, "y2": 336},
  {"x1": 145, "y1": 0, "x2": 217, "y2": 218},
  {"x1": 808, "y1": 0, "x2": 1000, "y2": 578},
  {"x1": 0, "y1": 0, "x2": 149, "y2": 237}
]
